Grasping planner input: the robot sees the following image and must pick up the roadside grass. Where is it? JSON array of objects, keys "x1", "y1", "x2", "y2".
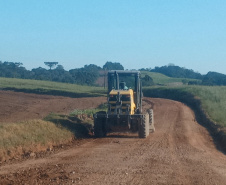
[
  {"x1": 0, "y1": 103, "x2": 108, "y2": 162},
  {"x1": 185, "y1": 86, "x2": 226, "y2": 127},
  {"x1": 44, "y1": 113, "x2": 92, "y2": 138},
  {"x1": 0, "y1": 120, "x2": 74, "y2": 161},
  {"x1": 0, "y1": 77, "x2": 106, "y2": 97},
  {"x1": 69, "y1": 103, "x2": 108, "y2": 118}
]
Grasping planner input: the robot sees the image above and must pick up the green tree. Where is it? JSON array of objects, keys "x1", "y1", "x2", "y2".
[
  {"x1": 56, "y1": 65, "x2": 64, "y2": 70},
  {"x1": 103, "y1": 61, "x2": 124, "y2": 70},
  {"x1": 142, "y1": 75, "x2": 154, "y2": 86},
  {"x1": 44, "y1": 62, "x2": 58, "y2": 70},
  {"x1": 31, "y1": 67, "x2": 50, "y2": 80},
  {"x1": 69, "y1": 64, "x2": 100, "y2": 85},
  {"x1": 202, "y1": 72, "x2": 226, "y2": 86},
  {"x1": 151, "y1": 65, "x2": 203, "y2": 79}
]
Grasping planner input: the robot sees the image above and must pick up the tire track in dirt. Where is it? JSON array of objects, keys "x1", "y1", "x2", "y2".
[{"x1": 0, "y1": 96, "x2": 226, "y2": 184}]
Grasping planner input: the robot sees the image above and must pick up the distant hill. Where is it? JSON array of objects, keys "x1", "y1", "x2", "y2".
[
  {"x1": 202, "y1": 72, "x2": 226, "y2": 86},
  {"x1": 141, "y1": 71, "x2": 201, "y2": 86},
  {"x1": 150, "y1": 65, "x2": 203, "y2": 80}
]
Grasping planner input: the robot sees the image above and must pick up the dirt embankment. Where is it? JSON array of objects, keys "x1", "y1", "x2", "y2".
[{"x1": 0, "y1": 93, "x2": 226, "y2": 184}]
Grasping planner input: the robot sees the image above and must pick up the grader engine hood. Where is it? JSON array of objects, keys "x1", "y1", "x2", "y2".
[{"x1": 108, "y1": 89, "x2": 135, "y2": 115}]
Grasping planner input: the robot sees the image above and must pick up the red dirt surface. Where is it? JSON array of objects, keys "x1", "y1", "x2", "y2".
[
  {"x1": 0, "y1": 90, "x2": 106, "y2": 123},
  {"x1": 0, "y1": 91, "x2": 226, "y2": 184}
]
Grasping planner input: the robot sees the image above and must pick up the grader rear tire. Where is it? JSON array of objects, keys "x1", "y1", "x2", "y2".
[{"x1": 138, "y1": 113, "x2": 149, "y2": 138}]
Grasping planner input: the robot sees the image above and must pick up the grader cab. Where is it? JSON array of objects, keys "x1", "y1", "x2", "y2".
[{"x1": 93, "y1": 70, "x2": 155, "y2": 138}]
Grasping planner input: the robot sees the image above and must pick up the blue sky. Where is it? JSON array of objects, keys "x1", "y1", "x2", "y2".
[{"x1": 0, "y1": 0, "x2": 226, "y2": 74}]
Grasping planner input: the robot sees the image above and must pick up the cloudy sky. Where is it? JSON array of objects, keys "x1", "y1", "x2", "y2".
[{"x1": 0, "y1": 0, "x2": 226, "y2": 74}]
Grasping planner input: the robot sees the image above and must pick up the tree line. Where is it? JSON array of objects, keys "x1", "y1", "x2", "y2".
[
  {"x1": 0, "y1": 61, "x2": 124, "y2": 86},
  {"x1": 148, "y1": 64, "x2": 203, "y2": 79},
  {"x1": 140, "y1": 64, "x2": 226, "y2": 86},
  {"x1": 1, "y1": 61, "x2": 226, "y2": 86}
]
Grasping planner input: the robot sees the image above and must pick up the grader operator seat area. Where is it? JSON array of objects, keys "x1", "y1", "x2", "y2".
[{"x1": 119, "y1": 81, "x2": 128, "y2": 90}]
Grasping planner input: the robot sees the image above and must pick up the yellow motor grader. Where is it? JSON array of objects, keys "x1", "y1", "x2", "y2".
[{"x1": 93, "y1": 70, "x2": 155, "y2": 138}]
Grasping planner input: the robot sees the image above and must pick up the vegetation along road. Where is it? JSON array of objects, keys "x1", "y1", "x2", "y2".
[{"x1": 0, "y1": 91, "x2": 225, "y2": 184}]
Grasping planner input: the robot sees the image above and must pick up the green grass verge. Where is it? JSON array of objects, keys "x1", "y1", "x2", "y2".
[
  {"x1": 0, "y1": 120, "x2": 74, "y2": 161},
  {"x1": 184, "y1": 86, "x2": 226, "y2": 127},
  {"x1": 0, "y1": 104, "x2": 108, "y2": 161},
  {"x1": 69, "y1": 103, "x2": 108, "y2": 118},
  {"x1": 44, "y1": 113, "x2": 92, "y2": 138},
  {"x1": 0, "y1": 77, "x2": 106, "y2": 97}
]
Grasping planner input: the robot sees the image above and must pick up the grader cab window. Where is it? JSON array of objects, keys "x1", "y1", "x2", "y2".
[{"x1": 108, "y1": 72, "x2": 136, "y2": 92}]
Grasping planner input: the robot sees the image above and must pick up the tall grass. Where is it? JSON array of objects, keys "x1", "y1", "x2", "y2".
[
  {"x1": 0, "y1": 120, "x2": 74, "y2": 161},
  {"x1": 0, "y1": 112, "x2": 95, "y2": 161},
  {"x1": 184, "y1": 86, "x2": 226, "y2": 126}
]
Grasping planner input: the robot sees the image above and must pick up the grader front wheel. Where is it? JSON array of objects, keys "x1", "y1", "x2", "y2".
[
  {"x1": 94, "y1": 115, "x2": 106, "y2": 138},
  {"x1": 148, "y1": 109, "x2": 155, "y2": 133}
]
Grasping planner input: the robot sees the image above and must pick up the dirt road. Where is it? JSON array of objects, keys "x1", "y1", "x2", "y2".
[{"x1": 0, "y1": 93, "x2": 226, "y2": 184}]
